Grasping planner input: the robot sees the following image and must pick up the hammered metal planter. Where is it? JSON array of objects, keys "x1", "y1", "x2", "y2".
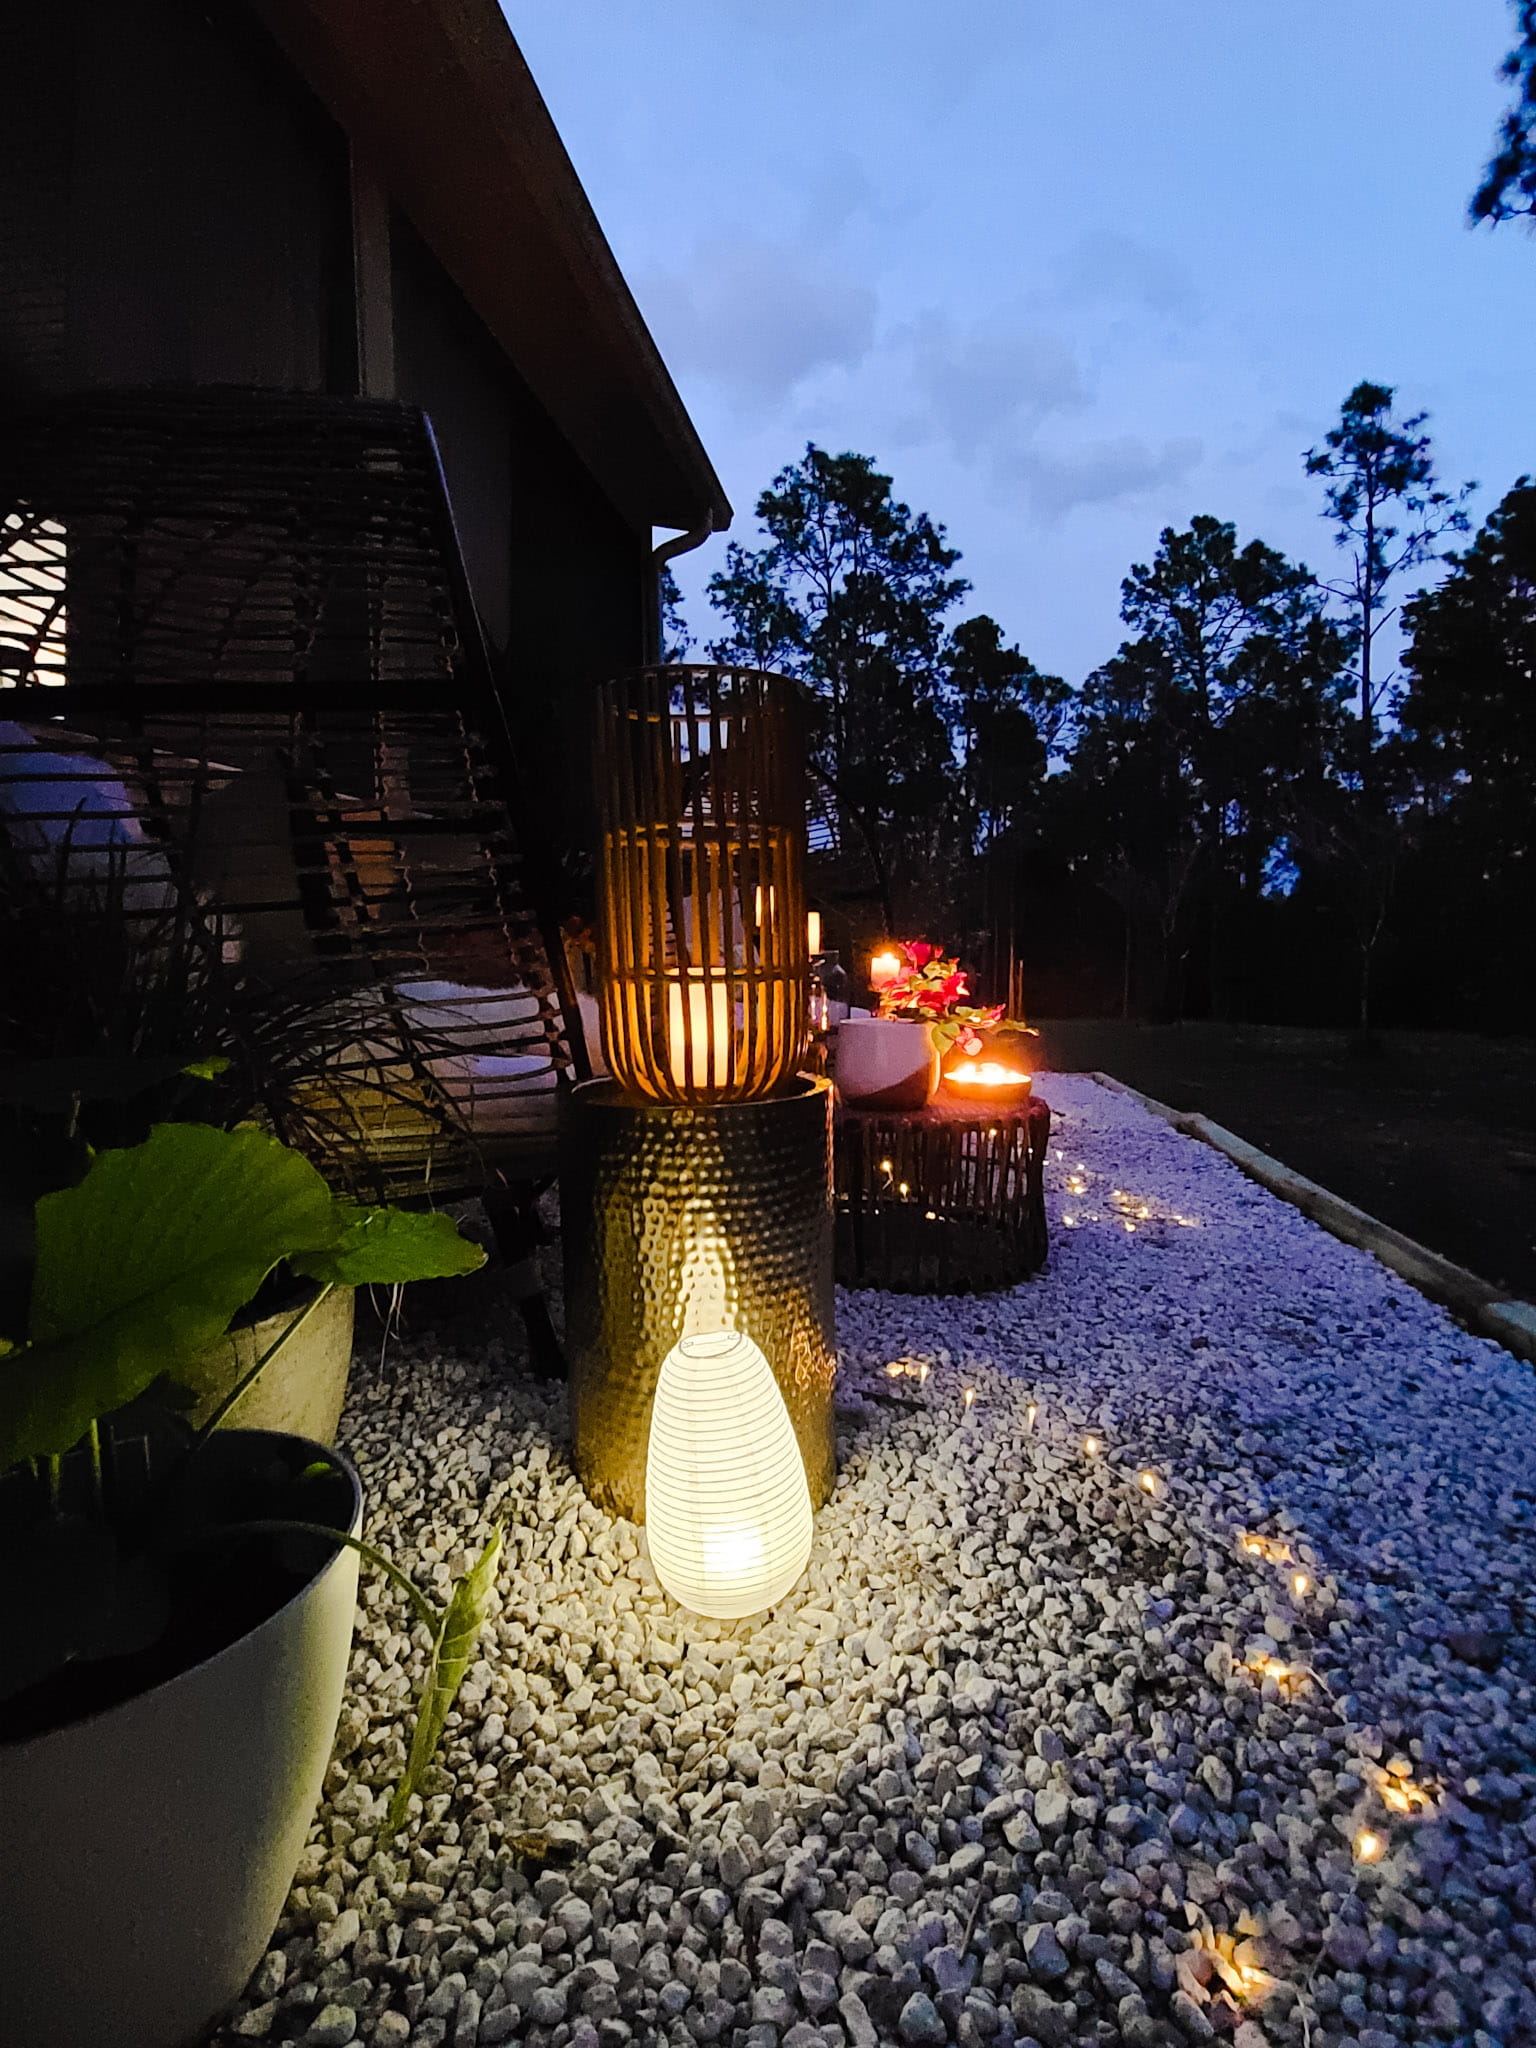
[{"x1": 562, "y1": 1078, "x2": 836, "y2": 1519}]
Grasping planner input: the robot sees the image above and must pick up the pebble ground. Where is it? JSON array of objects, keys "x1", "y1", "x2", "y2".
[{"x1": 210, "y1": 1077, "x2": 1536, "y2": 2048}]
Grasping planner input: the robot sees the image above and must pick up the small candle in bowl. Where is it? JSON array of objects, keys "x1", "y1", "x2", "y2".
[{"x1": 942, "y1": 1058, "x2": 1033, "y2": 1106}]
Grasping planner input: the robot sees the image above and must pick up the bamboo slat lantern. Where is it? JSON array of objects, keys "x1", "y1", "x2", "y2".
[{"x1": 594, "y1": 666, "x2": 809, "y2": 1103}]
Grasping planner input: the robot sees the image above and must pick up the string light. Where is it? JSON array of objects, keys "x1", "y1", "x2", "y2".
[
  {"x1": 1227, "y1": 1962, "x2": 1274, "y2": 2002},
  {"x1": 1138, "y1": 1470, "x2": 1158, "y2": 1495},
  {"x1": 1026, "y1": 1402, "x2": 1038, "y2": 1429},
  {"x1": 1353, "y1": 1828, "x2": 1386, "y2": 1863},
  {"x1": 1291, "y1": 1570, "x2": 1311, "y2": 1598},
  {"x1": 1379, "y1": 1777, "x2": 1433, "y2": 1815},
  {"x1": 879, "y1": 1157, "x2": 893, "y2": 1175},
  {"x1": 963, "y1": 1387, "x2": 976, "y2": 1409},
  {"x1": 1083, "y1": 1435, "x2": 1100, "y2": 1456},
  {"x1": 898, "y1": 1181, "x2": 910, "y2": 1197}
]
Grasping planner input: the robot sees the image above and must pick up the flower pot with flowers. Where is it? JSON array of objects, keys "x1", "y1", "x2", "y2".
[{"x1": 837, "y1": 943, "x2": 1036, "y2": 1110}]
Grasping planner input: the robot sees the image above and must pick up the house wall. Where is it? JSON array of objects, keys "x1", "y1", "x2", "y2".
[
  {"x1": 0, "y1": 0, "x2": 658, "y2": 868},
  {"x1": 392, "y1": 215, "x2": 652, "y2": 862}
]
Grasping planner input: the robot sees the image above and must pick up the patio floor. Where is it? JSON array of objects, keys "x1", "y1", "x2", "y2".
[{"x1": 211, "y1": 1078, "x2": 1536, "y2": 2048}]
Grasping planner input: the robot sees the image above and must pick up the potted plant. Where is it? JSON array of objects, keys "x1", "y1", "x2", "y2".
[
  {"x1": 0, "y1": 821, "x2": 490, "y2": 1443},
  {"x1": 838, "y1": 942, "x2": 1033, "y2": 1109},
  {"x1": 0, "y1": 1121, "x2": 497, "y2": 2048}
]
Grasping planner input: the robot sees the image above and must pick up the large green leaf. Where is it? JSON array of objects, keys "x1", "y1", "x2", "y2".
[
  {"x1": 291, "y1": 1204, "x2": 486, "y2": 1288},
  {"x1": 2, "y1": 1125, "x2": 340, "y2": 1467},
  {"x1": 387, "y1": 1525, "x2": 503, "y2": 1835}
]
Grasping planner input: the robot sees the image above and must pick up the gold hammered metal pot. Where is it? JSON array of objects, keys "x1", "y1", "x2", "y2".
[{"x1": 561, "y1": 1077, "x2": 836, "y2": 1519}]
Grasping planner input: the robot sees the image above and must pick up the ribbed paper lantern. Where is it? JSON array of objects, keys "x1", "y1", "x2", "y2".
[{"x1": 644, "y1": 1330, "x2": 814, "y2": 1618}]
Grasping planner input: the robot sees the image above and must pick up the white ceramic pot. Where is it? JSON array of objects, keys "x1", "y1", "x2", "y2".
[
  {"x1": 0, "y1": 1432, "x2": 362, "y2": 2048},
  {"x1": 834, "y1": 1017, "x2": 939, "y2": 1110}
]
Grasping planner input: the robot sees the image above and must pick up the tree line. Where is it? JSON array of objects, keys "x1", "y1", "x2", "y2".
[{"x1": 676, "y1": 389, "x2": 1534, "y2": 1035}]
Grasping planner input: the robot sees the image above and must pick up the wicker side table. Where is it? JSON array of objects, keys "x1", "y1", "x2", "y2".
[{"x1": 834, "y1": 1093, "x2": 1051, "y2": 1293}]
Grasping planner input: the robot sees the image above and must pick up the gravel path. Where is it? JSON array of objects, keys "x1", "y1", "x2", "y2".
[{"x1": 212, "y1": 1076, "x2": 1536, "y2": 2048}]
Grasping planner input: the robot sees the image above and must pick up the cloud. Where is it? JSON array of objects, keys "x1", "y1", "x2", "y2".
[
  {"x1": 1051, "y1": 232, "x2": 1198, "y2": 320},
  {"x1": 637, "y1": 230, "x2": 877, "y2": 405},
  {"x1": 1018, "y1": 435, "x2": 1204, "y2": 518},
  {"x1": 905, "y1": 312, "x2": 1087, "y2": 463}
]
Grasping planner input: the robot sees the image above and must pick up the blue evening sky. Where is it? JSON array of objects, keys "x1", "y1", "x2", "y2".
[{"x1": 506, "y1": 2, "x2": 1532, "y2": 687}]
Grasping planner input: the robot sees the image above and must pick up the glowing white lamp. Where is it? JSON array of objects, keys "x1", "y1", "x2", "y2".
[{"x1": 645, "y1": 1329, "x2": 814, "y2": 1618}]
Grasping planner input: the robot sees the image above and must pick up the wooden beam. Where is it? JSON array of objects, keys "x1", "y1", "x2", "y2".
[{"x1": 349, "y1": 146, "x2": 394, "y2": 399}]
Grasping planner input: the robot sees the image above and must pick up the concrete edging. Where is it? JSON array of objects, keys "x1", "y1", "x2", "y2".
[{"x1": 1083, "y1": 1070, "x2": 1536, "y2": 1367}]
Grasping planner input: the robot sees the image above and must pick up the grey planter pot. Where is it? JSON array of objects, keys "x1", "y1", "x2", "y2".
[
  {"x1": 0, "y1": 1432, "x2": 363, "y2": 2048},
  {"x1": 182, "y1": 1282, "x2": 357, "y2": 1446}
]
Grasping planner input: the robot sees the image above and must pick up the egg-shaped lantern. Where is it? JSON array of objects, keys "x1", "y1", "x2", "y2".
[{"x1": 644, "y1": 1329, "x2": 813, "y2": 1618}]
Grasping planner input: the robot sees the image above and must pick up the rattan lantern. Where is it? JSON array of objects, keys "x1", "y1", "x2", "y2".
[{"x1": 594, "y1": 666, "x2": 809, "y2": 1103}]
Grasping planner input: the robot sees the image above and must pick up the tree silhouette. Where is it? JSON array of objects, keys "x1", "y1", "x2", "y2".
[
  {"x1": 707, "y1": 445, "x2": 968, "y2": 930},
  {"x1": 1472, "y1": 1, "x2": 1536, "y2": 224},
  {"x1": 1304, "y1": 383, "x2": 1472, "y2": 755},
  {"x1": 1059, "y1": 518, "x2": 1348, "y2": 1016}
]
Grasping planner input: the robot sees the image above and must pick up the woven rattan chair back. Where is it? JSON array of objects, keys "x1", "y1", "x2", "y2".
[{"x1": 0, "y1": 387, "x2": 581, "y2": 1202}]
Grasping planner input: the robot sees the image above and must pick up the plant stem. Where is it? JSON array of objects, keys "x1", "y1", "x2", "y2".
[
  {"x1": 44, "y1": 1452, "x2": 61, "y2": 1513},
  {"x1": 190, "y1": 1283, "x2": 336, "y2": 1450},
  {"x1": 200, "y1": 1516, "x2": 440, "y2": 1634},
  {"x1": 86, "y1": 1418, "x2": 103, "y2": 1517}
]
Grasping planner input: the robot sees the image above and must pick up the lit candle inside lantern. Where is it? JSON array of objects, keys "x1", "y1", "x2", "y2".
[
  {"x1": 807, "y1": 910, "x2": 822, "y2": 954},
  {"x1": 869, "y1": 948, "x2": 901, "y2": 989},
  {"x1": 666, "y1": 977, "x2": 733, "y2": 1092}
]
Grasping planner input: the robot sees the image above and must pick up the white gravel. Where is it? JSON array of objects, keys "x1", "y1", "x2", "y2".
[{"x1": 211, "y1": 1075, "x2": 1536, "y2": 2048}]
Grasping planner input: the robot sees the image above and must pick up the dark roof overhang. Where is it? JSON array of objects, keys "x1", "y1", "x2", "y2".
[{"x1": 248, "y1": 0, "x2": 731, "y2": 538}]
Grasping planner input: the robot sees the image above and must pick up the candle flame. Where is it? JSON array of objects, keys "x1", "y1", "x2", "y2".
[{"x1": 946, "y1": 1059, "x2": 1030, "y2": 1088}]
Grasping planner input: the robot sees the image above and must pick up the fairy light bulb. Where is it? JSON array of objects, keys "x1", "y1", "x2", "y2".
[
  {"x1": 1138, "y1": 1470, "x2": 1158, "y2": 1495},
  {"x1": 1291, "y1": 1570, "x2": 1310, "y2": 1598},
  {"x1": 645, "y1": 1330, "x2": 813, "y2": 1619},
  {"x1": 963, "y1": 1388, "x2": 976, "y2": 1409},
  {"x1": 1083, "y1": 1435, "x2": 1100, "y2": 1456},
  {"x1": 1353, "y1": 1828, "x2": 1385, "y2": 1864}
]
